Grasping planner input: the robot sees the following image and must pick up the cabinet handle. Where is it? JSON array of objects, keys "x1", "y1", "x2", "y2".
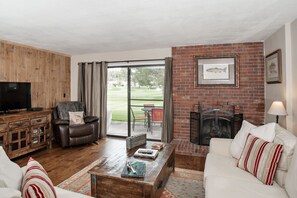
[
  {"x1": 36, "y1": 119, "x2": 42, "y2": 122},
  {"x1": 15, "y1": 122, "x2": 22, "y2": 126},
  {"x1": 157, "y1": 181, "x2": 163, "y2": 189},
  {"x1": 167, "y1": 158, "x2": 174, "y2": 168}
]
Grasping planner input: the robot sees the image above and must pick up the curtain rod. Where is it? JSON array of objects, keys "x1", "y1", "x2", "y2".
[{"x1": 84, "y1": 58, "x2": 165, "y2": 64}]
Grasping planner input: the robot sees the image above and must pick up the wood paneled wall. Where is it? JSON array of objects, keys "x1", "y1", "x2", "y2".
[{"x1": 0, "y1": 40, "x2": 70, "y2": 108}]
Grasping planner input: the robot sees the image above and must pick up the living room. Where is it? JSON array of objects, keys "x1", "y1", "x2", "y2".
[{"x1": 1, "y1": 0, "x2": 297, "y2": 197}]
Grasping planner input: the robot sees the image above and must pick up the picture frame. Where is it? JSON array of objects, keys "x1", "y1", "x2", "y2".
[
  {"x1": 266, "y1": 49, "x2": 282, "y2": 84},
  {"x1": 195, "y1": 56, "x2": 236, "y2": 86}
]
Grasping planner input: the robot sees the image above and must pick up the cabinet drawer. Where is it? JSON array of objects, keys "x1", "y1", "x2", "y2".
[
  {"x1": 0, "y1": 123, "x2": 7, "y2": 132},
  {"x1": 31, "y1": 117, "x2": 47, "y2": 125},
  {"x1": 9, "y1": 120, "x2": 30, "y2": 129}
]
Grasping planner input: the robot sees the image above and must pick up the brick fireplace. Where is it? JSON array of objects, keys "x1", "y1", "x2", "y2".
[{"x1": 172, "y1": 43, "x2": 265, "y2": 156}]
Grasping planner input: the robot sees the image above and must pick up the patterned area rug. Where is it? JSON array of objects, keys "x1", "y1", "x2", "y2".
[{"x1": 58, "y1": 159, "x2": 205, "y2": 198}]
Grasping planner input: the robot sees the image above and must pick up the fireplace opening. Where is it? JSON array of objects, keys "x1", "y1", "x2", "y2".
[{"x1": 190, "y1": 104, "x2": 243, "y2": 146}]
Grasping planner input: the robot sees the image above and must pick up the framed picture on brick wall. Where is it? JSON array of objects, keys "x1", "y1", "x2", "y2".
[
  {"x1": 266, "y1": 49, "x2": 281, "y2": 84},
  {"x1": 195, "y1": 56, "x2": 237, "y2": 86}
]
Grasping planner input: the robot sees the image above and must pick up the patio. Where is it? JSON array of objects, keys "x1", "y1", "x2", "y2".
[{"x1": 107, "y1": 121, "x2": 162, "y2": 140}]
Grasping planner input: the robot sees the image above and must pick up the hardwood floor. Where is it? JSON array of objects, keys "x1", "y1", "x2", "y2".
[{"x1": 13, "y1": 137, "x2": 205, "y2": 185}]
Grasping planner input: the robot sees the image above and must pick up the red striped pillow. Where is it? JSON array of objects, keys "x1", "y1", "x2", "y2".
[
  {"x1": 22, "y1": 157, "x2": 57, "y2": 198},
  {"x1": 237, "y1": 133, "x2": 283, "y2": 185}
]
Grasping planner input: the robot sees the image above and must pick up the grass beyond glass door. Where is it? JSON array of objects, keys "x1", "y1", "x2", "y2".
[{"x1": 107, "y1": 68, "x2": 128, "y2": 137}]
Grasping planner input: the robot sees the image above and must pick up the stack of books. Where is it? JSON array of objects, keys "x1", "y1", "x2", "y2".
[
  {"x1": 151, "y1": 143, "x2": 164, "y2": 151},
  {"x1": 133, "y1": 148, "x2": 159, "y2": 159}
]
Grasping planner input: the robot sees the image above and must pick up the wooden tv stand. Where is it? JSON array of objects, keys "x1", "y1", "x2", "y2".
[{"x1": 0, "y1": 110, "x2": 52, "y2": 159}]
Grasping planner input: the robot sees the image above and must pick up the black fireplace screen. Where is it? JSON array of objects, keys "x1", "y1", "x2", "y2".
[{"x1": 190, "y1": 109, "x2": 243, "y2": 146}]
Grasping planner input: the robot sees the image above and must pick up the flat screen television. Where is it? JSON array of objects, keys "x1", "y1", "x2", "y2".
[{"x1": 0, "y1": 82, "x2": 31, "y2": 113}]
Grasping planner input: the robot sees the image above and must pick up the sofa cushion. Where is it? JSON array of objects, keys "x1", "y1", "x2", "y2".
[
  {"x1": 205, "y1": 176, "x2": 288, "y2": 198},
  {"x1": 69, "y1": 124, "x2": 93, "y2": 137},
  {"x1": 69, "y1": 111, "x2": 85, "y2": 125},
  {"x1": 285, "y1": 144, "x2": 297, "y2": 198},
  {"x1": 0, "y1": 187, "x2": 22, "y2": 198},
  {"x1": 237, "y1": 134, "x2": 283, "y2": 185},
  {"x1": 22, "y1": 158, "x2": 57, "y2": 198},
  {"x1": 204, "y1": 153, "x2": 262, "y2": 187},
  {"x1": 54, "y1": 187, "x2": 92, "y2": 198},
  {"x1": 0, "y1": 146, "x2": 23, "y2": 190},
  {"x1": 230, "y1": 120, "x2": 256, "y2": 159}
]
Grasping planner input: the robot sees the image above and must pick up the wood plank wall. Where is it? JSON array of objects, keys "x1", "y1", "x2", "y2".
[{"x1": 0, "y1": 40, "x2": 71, "y2": 108}]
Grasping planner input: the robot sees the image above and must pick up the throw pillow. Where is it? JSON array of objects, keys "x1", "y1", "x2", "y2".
[
  {"x1": 22, "y1": 157, "x2": 57, "y2": 198},
  {"x1": 237, "y1": 133, "x2": 283, "y2": 185},
  {"x1": 274, "y1": 169, "x2": 287, "y2": 187},
  {"x1": 250, "y1": 122, "x2": 276, "y2": 142},
  {"x1": 230, "y1": 120, "x2": 256, "y2": 159},
  {"x1": 273, "y1": 124, "x2": 297, "y2": 171},
  {"x1": 69, "y1": 111, "x2": 85, "y2": 125},
  {"x1": 273, "y1": 125, "x2": 297, "y2": 187},
  {"x1": 0, "y1": 146, "x2": 23, "y2": 190}
]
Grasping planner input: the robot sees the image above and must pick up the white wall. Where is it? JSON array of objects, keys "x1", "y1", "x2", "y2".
[
  {"x1": 70, "y1": 48, "x2": 171, "y2": 101},
  {"x1": 264, "y1": 18, "x2": 297, "y2": 135},
  {"x1": 291, "y1": 19, "x2": 297, "y2": 134},
  {"x1": 264, "y1": 26, "x2": 287, "y2": 127}
]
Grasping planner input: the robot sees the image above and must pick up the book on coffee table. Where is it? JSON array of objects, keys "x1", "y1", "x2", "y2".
[
  {"x1": 151, "y1": 143, "x2": 164, "y2": 151},
  {"x1": 121, "y1": 161, "x2": 146, "y2": 178},
  {"x1": 133, "y1": 148, "x2": 159, "y2": 159}
]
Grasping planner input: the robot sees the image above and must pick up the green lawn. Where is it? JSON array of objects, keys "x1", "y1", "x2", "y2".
[{"x1": 107, "y1": 86, "x2": 163, "y2": 121}]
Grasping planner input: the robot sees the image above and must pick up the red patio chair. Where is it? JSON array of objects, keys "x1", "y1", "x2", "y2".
[
  {"x1": 130, "y1": 107, "x2": 147, "y2": 131},
  {"x1": 151, "y1": 108, "x2": 163, "y2": 132}
]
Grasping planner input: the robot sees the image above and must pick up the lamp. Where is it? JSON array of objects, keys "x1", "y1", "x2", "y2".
[{"x1": 267, "y1": 101, "x2": 287, "y2": 123}]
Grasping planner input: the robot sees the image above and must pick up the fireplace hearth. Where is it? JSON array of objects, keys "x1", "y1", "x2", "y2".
[{"x1": 190, "y1": 104, "x2": 243, "y2": 146}]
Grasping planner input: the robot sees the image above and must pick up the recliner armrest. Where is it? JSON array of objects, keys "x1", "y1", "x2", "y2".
[
  {"x1": 209, "y1": 138, "x2": 233, "y2": 157},
  {"x1": 52, "y1": 119, "x2": 70, "y2": 125},
  {"x1": 84, "y1": 116, "x2": 99, "y2": 123}
]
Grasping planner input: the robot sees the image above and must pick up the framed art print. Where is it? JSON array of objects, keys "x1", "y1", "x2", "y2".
[
  {"x1": 266, "y1": 49, "x2": 281, "y2": 84},
  {"x1": 196, "y1": 56, "x2": 236, "y2": 86}
]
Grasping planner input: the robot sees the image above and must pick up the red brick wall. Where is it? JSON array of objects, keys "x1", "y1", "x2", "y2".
[{"x1": 172, "y1": 43, "x2": 264, "y2": 141}]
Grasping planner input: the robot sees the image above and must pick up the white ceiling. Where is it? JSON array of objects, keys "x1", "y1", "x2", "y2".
[{"x1": 0, "y1": 0, "x2": 296, "y2": 55}]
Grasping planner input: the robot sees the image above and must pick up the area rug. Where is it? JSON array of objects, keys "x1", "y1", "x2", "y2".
[{"x1": 58, "y1": 159, "x2": 205, "y2": 198}]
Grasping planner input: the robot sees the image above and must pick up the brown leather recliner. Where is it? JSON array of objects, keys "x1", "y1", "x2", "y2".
[{"x1": 52, "y1": 101, "x2": 99, "y2": 147}]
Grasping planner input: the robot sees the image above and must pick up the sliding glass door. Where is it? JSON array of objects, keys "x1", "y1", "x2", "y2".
[
  {"x1": 107, "y1": 64, "x2": 164, "y2": 140},
  {"x1": 130, "y1": 66, "x2": 164, "y2": 140}
]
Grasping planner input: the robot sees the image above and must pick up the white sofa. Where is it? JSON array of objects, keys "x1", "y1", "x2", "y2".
[
  {"x1": 0, "y1": 146, "x2": 91, "y2": 198},
  {"x1": 0, "y1": 185, "x2": 91, "y2": 198},
  {"x1": 204, "y1": 124, "x2": 297, "y2": 198}
]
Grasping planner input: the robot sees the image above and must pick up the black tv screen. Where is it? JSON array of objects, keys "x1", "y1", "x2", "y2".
[{"x1": 0, "y1": 82, "x2": 31, "y2": 112}]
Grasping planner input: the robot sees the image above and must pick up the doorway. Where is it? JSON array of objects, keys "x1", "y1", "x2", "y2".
[{"x1": 107, "y1": 63, "x2": 165, "y2": 140}]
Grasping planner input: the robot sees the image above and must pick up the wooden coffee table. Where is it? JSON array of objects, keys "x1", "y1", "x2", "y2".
[{"x1": 88, "y1": 142, "x2": 176, "y2": 198}]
